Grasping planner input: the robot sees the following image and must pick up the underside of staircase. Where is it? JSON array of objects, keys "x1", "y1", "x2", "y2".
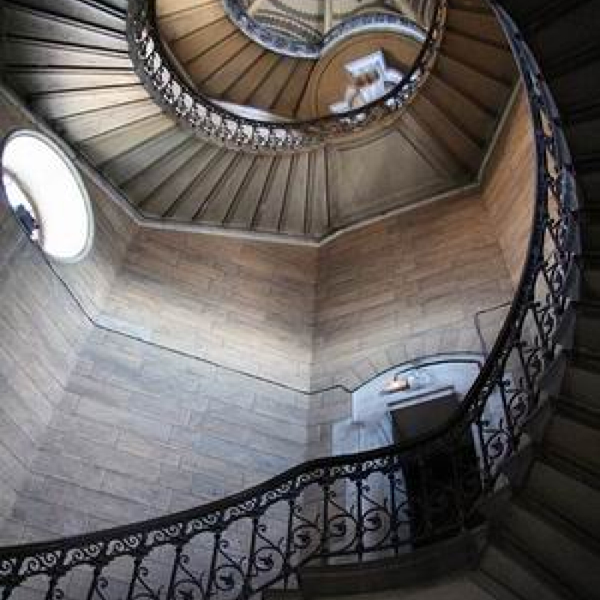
[{"x1": 0, "y1": 0, "x2": 517, "y2": 241}]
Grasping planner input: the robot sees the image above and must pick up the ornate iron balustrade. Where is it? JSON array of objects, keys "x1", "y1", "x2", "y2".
[
  {"x1": 222, "y1": 0, "x2": 426, "y2": 59},
  {"x1": 0, "y1": 4, "x2": 579, "y2": 600},
  {"x1": 126, "y1": 0, "x2": 445, "y2": 153}
]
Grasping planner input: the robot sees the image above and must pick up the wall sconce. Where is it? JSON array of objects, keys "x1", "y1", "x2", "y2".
[
  {"x1": 380, "y1": 366, "x2": 432, "y2": 395},
  {"x1": 380, "y1": 374, "x2": 410, "y2": 395}
]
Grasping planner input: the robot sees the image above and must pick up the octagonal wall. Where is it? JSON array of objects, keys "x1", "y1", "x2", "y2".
[
  {"x1": 0, "y1": 87, "x2": 534, "y2": 543},
  {"x1": 0, "y1": 93, "x2": 137, "y2": 539}
]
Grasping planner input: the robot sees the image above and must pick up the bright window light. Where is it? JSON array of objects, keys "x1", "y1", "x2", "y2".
[{"x1": 1, "y1": 130, "x2": 93, "y2": 262}]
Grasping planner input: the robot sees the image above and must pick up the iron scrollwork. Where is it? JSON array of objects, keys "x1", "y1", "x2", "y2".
[{"x1": 0, "y1": 3, "x2": 580, "y2": 599}]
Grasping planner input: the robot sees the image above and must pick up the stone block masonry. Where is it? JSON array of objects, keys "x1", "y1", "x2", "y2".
[{"x1": 0, "y1": 89, "x2": 533, "y2": 543}]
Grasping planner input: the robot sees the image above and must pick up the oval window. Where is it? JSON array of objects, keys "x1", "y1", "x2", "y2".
[{"x1": 1, "y1": 130, "x2": 94, "y2": 262}]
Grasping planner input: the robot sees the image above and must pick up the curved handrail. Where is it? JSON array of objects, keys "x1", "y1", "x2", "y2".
[
  {"x1": 222, "y1": 0, "x2": 426, "y2": 59},
  {"x1": 0, "y1": 3, "x2": 579, "y2": 599},
  {"x1": 126, "y1": 0, "x2": 445, "y2": 153}
]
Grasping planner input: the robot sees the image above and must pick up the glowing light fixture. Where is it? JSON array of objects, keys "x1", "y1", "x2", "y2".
[
  {"x1": 380, "y1": 374, "x2": 411, "y2": 395},
  {"x1": 1, "y1": 130, "x2": 93, "y2": 262}
]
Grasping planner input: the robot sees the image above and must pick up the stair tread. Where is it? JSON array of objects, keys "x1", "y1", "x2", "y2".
[
  {"x1": 543, "y1": 411, "x2": 600, "y2": 477},
  {"x1": 499, "y1": 500, "x2": 600, "y2": 598},
  {"x1": 525, "y1": 459, "x2": 600, "y2": 542},
  {"x1": 479, "y1": 539, "x2": 576, "y2": 600},
  {"x1": 518, "y1": 490, "x2": 600, "y2": 552}
]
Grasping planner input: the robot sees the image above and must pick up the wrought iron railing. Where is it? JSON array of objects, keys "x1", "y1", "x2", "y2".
[
  {"x1": 222, "y1": 0, "x2": 426, "y2": 59},
  {"x1": 0, "y1": 3, "x2": 579, "y2": 600},
  {"x1": 126, "y1": 0, "x2": 445, "y2": 152}
]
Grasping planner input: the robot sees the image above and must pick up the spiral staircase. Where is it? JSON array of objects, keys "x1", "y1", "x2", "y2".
[
  {"x1": 155, "y1": 0, "x2": 425, "y2": 119},
  {"x1": 1, "y1": 0, "x2": 517, "y2": 240},
  {"x1": 0, "y1": 0, "x2": 600, "y2": 599}
]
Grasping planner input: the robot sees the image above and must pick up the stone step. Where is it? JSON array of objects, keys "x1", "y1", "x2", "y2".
[
  {"x1": 555, "y1": 395, "x2": 600, "y2": 435},
  {"x1": 6, "y1": 67, "x2": 140, "y2": 95},
  {"x1": 167, "y1": 18, "x2": 237, "y2": 65},
  {"x1": 78, "y1": 113, "x2": 174, "y2": 164},
  {"x1": 543, "y1": 410, "x2": 600, "y2": 480},
  {"x1": 271, "y1": 61, "x2": 316, "y2": 119},
  {"x1": 501, "y1": 499, "x2": 600, "y2": 599},
  {"x1": 554, "y1": 301, "x2": 600, "y2": 358},
  {"x1": 55, "y1": 99, "x2": 162, "y2": 143},
  {"x1": 441, "y1": 29, "x2": 516, "y2": 88},
  {"x1": 298, "y1": 530, "x2": 485, "y2": 598},
  {"x1": 576, "y1": 208, "x2": 600, "y2": 253},
  {"x1": 266, "y1": 577, "x2": 499, "y2": 600},
  {"x1": 158, "y1": 0, "x2": 228, "y2": 42},
  {"x1": 3, "y1": 38, "x2": 132, "y2": 70},
  {"x1": 122, "y1": 139, "x2": 207, "y2": 207},
  {"x1": 262, "y1": 591, "x2": 303, "y2": 600},
  {"x1": 103, "y1": 0, "x2": 127, "y2": 11},
  {"x1": 30, "y1": 84, "x2": 152, "y2": 120},
  {"x1": 223, "y1": 52, "x2": 281, "y2": 106},
  {"x1": 577, "y1": 167, "x2": 600, "y2": 208},
  {"x1": 184, "y1": 33, "x2": 252, "y2": 86},
  {"x1": 525, "y1": 458, "x2": 600, "y2": 542},
  {"x1": 559, "y1": 351, "x2": 600, "y2": 410},
  {"x1": 497, "y1": 0, "x2": 591, "y2": 36},
  {"x1": 527, "y1": 1, "x2": 599, "y2": 69},
  {"x1": 422, "y1": 73, "x2": 496, "y2": 148},
  {"x1": 101, "y1": 127, "x2": 190, "y2": 185},
  {"x1": 551, "y1": 57, "x2": 600, "y2": 123},
  {"x1": 565, "y1": 114, "x2": 600, "y2": 163},
  {"x1": 200, "y1": 42, "x2": 267, "y2": 98},
  {"x1": 163, "y1": 150, "x2": 239, "y2": 221},
  {"x1": 435, "y1": 52, "x2": 512, "y2": 116},
  {"x1": 576, "y1": 254, "x2": 600, "y2": 302},
  {"x1": 410, "y1": 93, "x2": 483, "y2": 176},
  {"x1": 476, "y1": 540, "x2": 572, "y2": 600},
  {"x1": 4, "y1": 3, "x2": 128, "y2": 51},
  {"x1": 446, "y1": 5, "x2": 506, "y2": 47}
]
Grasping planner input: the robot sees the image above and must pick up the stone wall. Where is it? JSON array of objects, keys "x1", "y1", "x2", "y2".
[
  {"x1": 482, "y1": 88, "x2": 536, "y2": 285},
  {"x1": 101, "y1": 229, "x2": 318, "y2": 390},
  {"x1": 0, "y1": 95, "x2": 136, "y2": 539},
  {"x1": 0, "y1": 224, "x2": 351, "y2": 542},
  {"x1": 312, "y1": 89, "x2": 535, "y2": 389},
  {"x1": 0, "y1": 88, "x2": 534, "y2": 544},
  {"x1": 0, "y1": 93, "x2": 349, "y2": 541},
  {"x1": 312, "y1": 194, "x2": 514, "y2": 389},
  {"x1": 0, "y1": 198, "x2": 89, "y2": 537},
  {"x1": 11, "y1": 326, "x2": 349, "y2": 540}
]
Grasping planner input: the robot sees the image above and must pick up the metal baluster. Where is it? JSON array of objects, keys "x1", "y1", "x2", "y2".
[
  {"x1": 44, "y1": 550, "x2": 66, "y2": 600},
  {"x1": 86, "y1": 552, "x2": 108, "y2": 600},
  {"x1": 282, "y1": 496, "x2": 295, "y2": 590},
  {"x1": 126, "y1": 554, "x2": 144, "y2": 600},
  {"x1": 0, "y1": 556, "x2": 23, "y2": 600},
  {"x1": 417, "y1": 453, "x2": 431, "y2": 543},
  {"x1": 165, "y1": 544, "x2": 184, "y2": 600},
  {"x1": 320, "y1": 471, "x2": 331, "y2": 560},
  {"x1": 355, "y1": 466, "x2": 364, "y2": 562},
  {"x1": 387, "y1": 459, "x2": 400, "y2": 556},
  {"x1": 450, "y1": 446, "x2": 466, "y2": 530},
  {"x1": 241, "y1": 516, "x2": 259, "y2": 600},
  {"x1": 498, "y1": 376, "x2": 517, "y2": 454},
  {"x1": 205, "y1": 530, "x2": 222, "y2": 600}
]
